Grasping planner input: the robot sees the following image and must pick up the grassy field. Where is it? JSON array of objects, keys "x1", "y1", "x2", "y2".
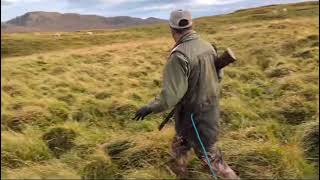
[{"x1": 1, "y1": 1, "x2": 319, "y2": 179}]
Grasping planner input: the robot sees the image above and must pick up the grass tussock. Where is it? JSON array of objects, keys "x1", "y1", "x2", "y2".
[
  {"x1": 42, "y1": 127, "x2": 77, "y2": 157},
  {"x1": 301, "y1": 121, "x2": 319, "y2": 166},
  {"x1": 1, "y1": 1, "x2": 319, "y2": 179},
  {"x1": 1, "y1": 127, "x2": 52, "y2": 168}
]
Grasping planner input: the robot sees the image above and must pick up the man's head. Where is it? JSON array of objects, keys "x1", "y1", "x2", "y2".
[{"x1": 169, "y1": 9, "x2": 193, "y2": 42}]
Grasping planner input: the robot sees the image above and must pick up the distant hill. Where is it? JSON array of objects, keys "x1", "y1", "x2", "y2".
[
  {"x1": 1, "y1": 1, "x2": 319, "y2": 179},
  {"x1": 1, "y1": 11, "x2": 167, "y2": 33}
]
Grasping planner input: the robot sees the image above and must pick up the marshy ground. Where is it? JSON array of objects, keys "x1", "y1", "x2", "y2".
[{"x1": 1, "y1": 1, "x2": 319, "y2": 179}]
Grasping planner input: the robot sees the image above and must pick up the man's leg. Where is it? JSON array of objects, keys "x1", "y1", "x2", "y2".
[
  {"x1": 169, "y1": 135, "x2": 192, "y2": 179},
  {"x1": 196, "y1": 143, "x2": 240, "y2": 179}
]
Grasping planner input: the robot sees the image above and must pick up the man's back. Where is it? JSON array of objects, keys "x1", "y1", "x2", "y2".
[{"x1": 172, "y1": 32, "x2": 220, "y2": 112}]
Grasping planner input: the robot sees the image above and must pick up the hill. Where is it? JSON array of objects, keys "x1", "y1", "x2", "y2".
[
  {"x1": 1, "y1": 1, "x2": 319, "y2": 179},
  {"x1": 1, "y1": 11, "x2": 166, "y2": 33}
]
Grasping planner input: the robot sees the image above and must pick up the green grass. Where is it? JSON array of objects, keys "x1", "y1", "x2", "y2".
[{"x1": 1, "y1": 1, "x2": 319, "y2": 179}]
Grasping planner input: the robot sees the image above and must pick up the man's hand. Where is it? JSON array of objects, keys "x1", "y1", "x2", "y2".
[{"x1": 133, "y1": 106, "x2": 152, "y2": 120}]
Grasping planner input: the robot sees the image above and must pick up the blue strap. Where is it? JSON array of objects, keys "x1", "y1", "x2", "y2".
[{"x1": 191, "y1": 113, "x2": 217, "y2": 179}]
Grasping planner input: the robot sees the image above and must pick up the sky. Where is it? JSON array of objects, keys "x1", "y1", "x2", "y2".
[{"x1": 1, "y1": 0, "x2": 314, "y2": 22}]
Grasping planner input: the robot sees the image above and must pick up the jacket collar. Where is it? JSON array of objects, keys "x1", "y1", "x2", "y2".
[{"x1": 172, "y1": 30, "x2": 198, "y2": 51}]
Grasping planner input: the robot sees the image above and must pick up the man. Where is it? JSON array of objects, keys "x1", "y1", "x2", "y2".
[{"x1": 133, "y1": 10, "x2": 239, "y2": 179}]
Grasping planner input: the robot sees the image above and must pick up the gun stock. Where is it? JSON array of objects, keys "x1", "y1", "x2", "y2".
[{"x1": 215, "y1": 48, "x2": 237, "y2": 70}]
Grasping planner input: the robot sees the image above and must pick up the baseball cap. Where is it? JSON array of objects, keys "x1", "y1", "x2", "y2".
[{"x1": 169, "y1": 9, "x2": 192, "y2": 29}]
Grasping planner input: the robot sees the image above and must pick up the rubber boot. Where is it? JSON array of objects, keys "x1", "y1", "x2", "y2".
[
  {"x1": 168, "y1": 158, "x2": 189, "y2": 180},
  {"x1": 200, "y1": 149, "x2": 240, "y2": 179}
]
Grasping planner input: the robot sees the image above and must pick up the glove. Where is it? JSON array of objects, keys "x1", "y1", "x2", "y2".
[{"x1": 133, "y1": 106, "x2": 152, "y2": 120}]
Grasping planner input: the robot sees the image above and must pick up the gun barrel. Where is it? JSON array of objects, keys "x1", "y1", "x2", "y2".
[{"x1": 158, "y1": 109, "x2": 175, "y2": 131}]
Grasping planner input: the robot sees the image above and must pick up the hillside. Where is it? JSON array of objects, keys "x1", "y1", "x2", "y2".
[
  {"x1": 1, "y1": 11, "x2": 166, "y2": 33},
  {"x1": 1, "y1": 1, "x2": 319, "y2": 179}
]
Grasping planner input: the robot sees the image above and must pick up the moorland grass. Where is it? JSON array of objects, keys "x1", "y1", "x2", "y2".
[{"x1": 1, "y1": 1, "x2": 319, "y2": 179}]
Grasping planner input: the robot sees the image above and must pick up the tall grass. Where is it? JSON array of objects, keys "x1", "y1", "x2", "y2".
[{"x1": 1, "y1": 1, "x2": 319, "y2": 179}]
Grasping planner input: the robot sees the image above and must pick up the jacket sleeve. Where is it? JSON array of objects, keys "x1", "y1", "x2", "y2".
[{"x1": 147, "y1": 52, "x2": 189, "y2": 113}]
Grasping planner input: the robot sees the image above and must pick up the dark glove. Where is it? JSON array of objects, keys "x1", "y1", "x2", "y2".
[{"x1": 133, "y1": 106, "x2": 152, "y2": 120}]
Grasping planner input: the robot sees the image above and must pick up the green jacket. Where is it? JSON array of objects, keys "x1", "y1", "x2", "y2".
[
  {"x1": 148, "y1": 31, "x2": 221, "y2": 147},
  {"x1": 148, "y1": 31, "x2": 220, "y2": 113}
]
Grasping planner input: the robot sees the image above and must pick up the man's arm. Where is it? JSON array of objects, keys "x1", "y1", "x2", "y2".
[
  {"x1": 147, "y1": 52, "x2": 189, "y2": 113},
  {"x1": 133, "y1": 52, "x2": 189, "y2": 120}
]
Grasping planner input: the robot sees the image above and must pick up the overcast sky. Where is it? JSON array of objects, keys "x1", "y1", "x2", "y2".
[{"x1": 1, "y1": 0, "x2": 313, "y2": 22}]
